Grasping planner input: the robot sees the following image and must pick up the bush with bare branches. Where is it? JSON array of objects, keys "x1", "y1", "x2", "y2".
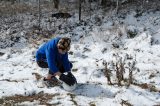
[{"x1": 102, "y1": 54, "x2": 138, "y2": 87}]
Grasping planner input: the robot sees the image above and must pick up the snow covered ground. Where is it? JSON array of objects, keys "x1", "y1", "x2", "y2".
[{"x1": 0, "y1": 4, "x2": 160, "y2": 106}]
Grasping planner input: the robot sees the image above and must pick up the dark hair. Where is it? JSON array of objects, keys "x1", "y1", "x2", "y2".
[{"x1": 57, "y1": 37, "x2": 71, "y2": 51}]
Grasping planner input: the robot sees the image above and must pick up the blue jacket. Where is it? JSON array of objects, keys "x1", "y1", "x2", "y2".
[{"x1": 36, "y1": 37, "x2": 72, "y2": 74}]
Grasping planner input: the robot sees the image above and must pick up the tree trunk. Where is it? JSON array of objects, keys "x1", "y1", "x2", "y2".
[
  {"x1": 101, "y1": 0, "x2": 107, "y2": 7},
  {"x1": 101, "y1": 0, "x2": 113, "y2": 7},
  {"x1": 79, "y1": 0, "x2": 82, "y2": 22},
  {"x1": 53, "y1": 0, "x2": 59, "y2": 9},
  {"x1": 116, "y1": 0, "x2": 119, "y2": 14},
  {"x1": 38, "y1": 0, "x2": 41, "y2": 30},
  {"x1": 11, "y1": 0, "x2": 15, "y2": 4}
]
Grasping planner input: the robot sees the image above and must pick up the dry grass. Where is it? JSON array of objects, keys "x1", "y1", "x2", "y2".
[
  {"x1": 72, "y1": 68, "x2": 78, "y2": 72},
  {"x1": 133, "y1": 83, "x2": 160, "y2": 92},
  {"x1": 32, "y1": 72, "x2": 43, "y2": 81},
  {"x1": 67, "y1": 93, "x2": 78, "y2": 106},
  {"x1": 102, "y1": 56, "x2": 136, "y2": 86},
  {"x1": 149, "y1": 73, "x2": 156, "y2": 79},
  {"x1": 0, "y1": 78, "x2": 28, "y2": 83},
  {"x1": 103, "y1": 60, "x2": 112, "y2": 85},
  {"x1": 115, "y1": 57, "x2": 126, "y2": 86},
  {"x1": 89, "y1": 102, "x2": 96, "y2": 106},
  {"x1": 118, "y1": 0, "x2": 160, "y2": 13},
  {"x1": 102, "y1": 56, "x2": 159, "y2": 94},
  {"x1": 0, "y1": 92, "x2": 60, "y2": 106},
  {"x1": 0, "y1": 2, "x2": 35, "y2": 16},
  {"x1": 120, "y1": 99, "x2": 133, "y2": 106},
  {"x1": 26, "y1": 28, "x2": 56, "y2": 47}
]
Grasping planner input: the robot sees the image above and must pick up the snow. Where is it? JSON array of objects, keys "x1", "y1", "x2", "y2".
[{"x1": 0, "y1": 4, "x2": 160, "y2": 106}]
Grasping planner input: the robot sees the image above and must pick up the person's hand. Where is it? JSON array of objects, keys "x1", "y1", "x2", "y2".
[
  {"x1": 59, "y1": 74, "x2": 75, "y2": 86},
  {"x1": 54, "y1": 72, "x2": 62, "y2": 77}
]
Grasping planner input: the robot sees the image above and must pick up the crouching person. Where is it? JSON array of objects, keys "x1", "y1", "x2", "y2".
[{"x1": 36, "y1": 37, "x2": 77, "y2": 88}]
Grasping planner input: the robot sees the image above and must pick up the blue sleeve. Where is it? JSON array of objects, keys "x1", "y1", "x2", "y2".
[
  {"x1": 62, "y1": 53, "x2": 72, "y2": 72},
  {"x1": 45, "y1": 46, "x2": 59, "y2": 74}
]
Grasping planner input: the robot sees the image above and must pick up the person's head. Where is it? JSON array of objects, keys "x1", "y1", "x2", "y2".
[{"x1": 57, "y1": 37, "x2": 71, "y2": 54}]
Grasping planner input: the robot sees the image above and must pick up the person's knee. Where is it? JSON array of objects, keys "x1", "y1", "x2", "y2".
[{"x1": 37, "y1": 61, "x2": 48, "y2": 68}]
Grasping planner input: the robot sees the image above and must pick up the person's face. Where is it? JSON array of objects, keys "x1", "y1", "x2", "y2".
[{"x1": 58, "y1": 48, "x2": 67, "y2": 54}]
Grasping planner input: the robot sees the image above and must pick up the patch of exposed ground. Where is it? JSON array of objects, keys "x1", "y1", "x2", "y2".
[{"x1": 0, "y1": 92, "x2": 60, "y2": 106}]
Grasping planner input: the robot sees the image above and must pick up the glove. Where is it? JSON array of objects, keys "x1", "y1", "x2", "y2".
[{"x1": 59, "y1": 74, "x2": 75, "y2": 86}]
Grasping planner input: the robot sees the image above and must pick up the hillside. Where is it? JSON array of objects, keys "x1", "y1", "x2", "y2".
[{"x1": 0, "y1": 1, "x2": 160, "y2": 106}]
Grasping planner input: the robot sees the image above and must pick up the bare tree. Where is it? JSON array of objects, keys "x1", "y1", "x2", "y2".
[
  {"x1": 101, "y1": 0, "x2": 112, "y2": 7},
  {"x1": 52, "y1": 0, "x2": 59, "y2": 9},
  {"x1": 116, "y1": 0, "x2": 119, "y2": 14},
  {"x1": 79, "y1": 0, "x2": 82, "y2": 21},
  {"x1": 38, "y1": 0, "x2": 41, "y2": 30},
  {"x1": 11, "y1": 0, "x2": 15, "y2": 4},
  {"x1": 101, "y1": 0, "x2": 107, "y2": 6}
]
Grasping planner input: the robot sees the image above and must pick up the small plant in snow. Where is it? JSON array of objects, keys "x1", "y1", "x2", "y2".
[
  {"x1": 127, "y1": 26, "x2": 138, "y2": 38},
  {"x1": 127, "y1": 61, "x2": 136, "y2": 86},
  {"x1": 102, "y1": 60, "x2": 112, "y2": 85},
  {"x1": 103, "y1": 53, "x2": 139, "y2": 87},
  {"x1": 115, "y1": 62, "x2": 121, "y2": 86},
  {"x1": 115, "y1": 56, "x2": 125, "y2": 86}
]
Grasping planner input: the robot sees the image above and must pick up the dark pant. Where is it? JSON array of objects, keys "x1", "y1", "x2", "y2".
[{"x1": 37, "y1": 60, "x2": 65, "y2": 75}]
